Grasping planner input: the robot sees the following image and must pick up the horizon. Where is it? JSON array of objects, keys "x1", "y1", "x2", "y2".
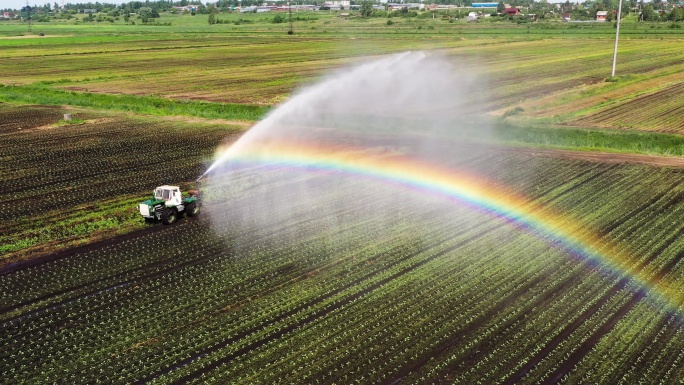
[
  {"x1": 3, "y1": 1, "x2": 129, "y2": 10},
  {"x1": 2, "y1": 0, "x2": 589, "y2": 12}
]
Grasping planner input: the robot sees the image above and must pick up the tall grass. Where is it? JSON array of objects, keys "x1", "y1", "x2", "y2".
[
  {"x1": 0, "y1": 84, "x2": 269, "y2": 120},
  {"x1": 496, "y1": 124, "x2": 684, "y2": 156}
]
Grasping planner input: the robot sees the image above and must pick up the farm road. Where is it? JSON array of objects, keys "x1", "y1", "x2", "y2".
[{"x1": 501, "y1": 145, "x2": 684, "y2": 169}]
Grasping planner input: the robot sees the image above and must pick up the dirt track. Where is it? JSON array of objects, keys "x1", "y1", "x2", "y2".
[{"x1": 501, "y1": 145, "x2": 684, "y2": 168}]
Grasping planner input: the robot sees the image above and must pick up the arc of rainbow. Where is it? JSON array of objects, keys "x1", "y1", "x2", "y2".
[{"x1": 208, "y1": 141, "x2": 684, "y2": 317}]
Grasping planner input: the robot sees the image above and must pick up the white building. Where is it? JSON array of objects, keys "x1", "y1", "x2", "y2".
[
  {"x1": 325, "y1": 0, "x2": 351, "y2": 6},
  {"x1": 467, "y1": 11, "x2": 480, "y2": 21}
]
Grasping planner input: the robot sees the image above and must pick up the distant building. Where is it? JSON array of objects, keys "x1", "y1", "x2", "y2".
[
  {"x1": 562, "y1": 13, "x2": 571, "y2": 21},
  {"x1": 504, "y1": 7, "x2": 520, "y2": 15},
  {"x1": 467, "y1": 11, "x2": 480, "y2": 21},
  {"x1": 173, "y1": 5, "x2": 199, "y2": 12},
  {"x1": 240, "y1": 6, "x2": 275, "y2": 12},
  {"x1": 405, "y1": 3, "x2": 425, "y2": 10},
  {"x1": 596, "y1": 10, "x2": 608, "y2": 21},
  {"x1": 273, "y1": 5, "x2": 317, "y2": 11},
  {"x1": 472, "y1": 2, "x2": 498, "y2": 7},
  {"x1": 2, "y1": 12, "x2": 11, "y2": 19},
  {"x1": 325, "y1": 0, "x2": 350, "y2": 6}
]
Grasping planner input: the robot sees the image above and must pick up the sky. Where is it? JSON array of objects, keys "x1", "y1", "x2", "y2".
[
  {"x1": 2, "y1": 0, "x2": 573, "y2": 11},
  {"x1": 2, "y1": 0, "x2": 581, "y2": 11},
  {"x1": 2, "y1": 1, "x2": 128, "y2": 10}
]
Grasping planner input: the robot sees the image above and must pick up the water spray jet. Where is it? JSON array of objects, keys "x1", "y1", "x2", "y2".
[
  {"x1": 199, "y1": 51, "x2": 493, "y2": 248},
  {"x1": 194, "y1": 52, "x2": 684, "y2": 317}
]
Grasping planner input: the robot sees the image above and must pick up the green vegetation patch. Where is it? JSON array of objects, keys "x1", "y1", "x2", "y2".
[
  {"x1": 3, "y1": 152, "x2": 684, "y2": 384},
  {"x1": 496, "y1": 123, "x2": 684, "y2": 156},
  {"x1": 0, "y1": 84, "x2": 268, "y2": 120}
]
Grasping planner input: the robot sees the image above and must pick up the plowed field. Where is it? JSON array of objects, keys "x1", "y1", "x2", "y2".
[
  {"x1": 0, "y1": 105, "x2": 239, "y2": 262},
  {"x1": 571, "y1": 80, "x2": 684, "y2": 133},
  {"x1": 2, "y1": 147, "x2": 684, "y2": 384}
]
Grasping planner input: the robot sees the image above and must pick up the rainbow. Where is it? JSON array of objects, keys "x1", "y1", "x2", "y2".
[{"x1": 208, "y1": 141, "x2": 684, "y2": 317}]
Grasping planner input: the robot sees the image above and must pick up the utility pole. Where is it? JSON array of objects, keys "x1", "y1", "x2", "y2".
[
  {"x1": 611, "y1": 0, "x2": 624, "y2": 77},
  {"x1": 26, "y1": 1, "x2": 32, "y2": 34},
  {"x1": 288, "y1": 0, "x2": 293, "y2": 34}
]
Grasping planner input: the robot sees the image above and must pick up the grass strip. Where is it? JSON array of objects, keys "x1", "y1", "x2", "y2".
[
  {"x1": 0, "y1": 84, "x2": 270, "y2": 121},
  {"x1": 495, "y1": 124, "x2": 684, "y2": 156},
  {"x1": 4, "y1": 83, "x2": 684, "y2": 157}
]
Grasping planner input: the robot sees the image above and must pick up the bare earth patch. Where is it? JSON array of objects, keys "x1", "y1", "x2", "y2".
[
  {"x1": 0, "y1": 34, "x2": 74, "y2": 40},
  {"x1": 500, "y1": 145, "x2": 684, "y2": 168},
  {"x1": 27, "y1": 118, "x2": 114, "y2": 131},
  {"x1": 159, "y1": 115, "x2": 253, "y2": 128}
]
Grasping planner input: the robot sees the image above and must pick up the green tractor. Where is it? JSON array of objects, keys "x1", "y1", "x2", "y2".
[{"x1": 139, "y1": 185, "x2": 200, "y2": 225}]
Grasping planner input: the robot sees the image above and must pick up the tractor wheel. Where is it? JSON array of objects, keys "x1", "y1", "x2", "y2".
[
  {"x1": 185, "y1": 202, "x2": 200, "y2": 217},
  {"x1": 161, "y1": 208, "x2": 178, "y2": 225}
]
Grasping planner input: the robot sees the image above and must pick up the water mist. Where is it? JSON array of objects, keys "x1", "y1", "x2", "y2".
[{"x1": 202, "y1": 52, "x2": 498, "y2": 252}]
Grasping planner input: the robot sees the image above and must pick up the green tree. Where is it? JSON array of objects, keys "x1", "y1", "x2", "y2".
[
  {"x1": 641, "y1": 3, "x2": 655, "y2": 20},
  {"x1": 208, "y1": 4, "x2": 216, "y2": 24},
  {"x1": 497, "y1": 1, "x2": 505, "y2": 13},
  {"x1": 360, "y1": 0, "x2": 374, "y2": 17},
  {"x1": 137, "y1": 6, "x2": 152, "y2": 21},
  {"x1": 668, "y1": 7, "x2": 684, "y2": 21}
]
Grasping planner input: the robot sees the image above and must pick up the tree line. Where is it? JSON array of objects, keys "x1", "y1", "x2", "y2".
[{"x1": 4, "y1": 0, "x2": 683, "y2": 22}]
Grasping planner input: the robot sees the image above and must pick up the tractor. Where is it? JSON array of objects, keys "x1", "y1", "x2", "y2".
[{"x1": 139, "y1": 185, "x2": 200, "y2": 225}]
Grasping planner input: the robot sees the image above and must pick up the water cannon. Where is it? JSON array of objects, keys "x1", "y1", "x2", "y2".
[{"x1": 190, "y1": 175, "x2": 205, "y2": 198}]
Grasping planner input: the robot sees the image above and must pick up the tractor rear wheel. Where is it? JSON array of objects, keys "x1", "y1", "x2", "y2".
[
  {"x1": 161, "y1": 208, "x2": 178, "y2": 225},
  {"x1": 185, "y1": 202, "x2": 199, "y2": 217}
]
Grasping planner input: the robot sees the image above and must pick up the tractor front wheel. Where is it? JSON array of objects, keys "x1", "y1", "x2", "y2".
[
  {"x1": 161, "y1": 208, "x2": 178, "y2": 225},
  {"x1": 185, "y1": 202, "x2": 199, "y2": 217}
]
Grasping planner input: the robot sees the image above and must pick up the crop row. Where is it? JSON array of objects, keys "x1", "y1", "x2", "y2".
[
  {"x1": 192, "y1": 233, "x2": 582, "y2": 384},
  {"x1": 572, "y1": 81, "x2": 684, "y2": 134},
  {"x1": 0, "y1": 119, "x2": 228, "y2": 222},
  {"x1": 3, "y1": 151, "x2": 684, "y2": 384},
  {"x1": 0, "y1": 105, "x2": 65, "y2": 134},
  {"x1": 0, "y1": 167, "x2": 428, "y2": 309},
  {"x1": 0, "y1": 178, "x2": 420, "y2": 317},
  {"x1": 1, "y1": 176, "x2": 480, "y2": 378},
  {"x1": 0, "y1": 104, "x2": 240, "y2": 260},
  {"x1": 478, "y1": 40, "x2": 684, "y2": 110},
  {"x1": 7, "y1": 36, "x2": 683, "y2": 112},
  {"x1": 1, "y1": 201, "x2": 476, "y2": 380},
  {"x1": 184, "y1": 155, "x2": 678, "y2": 380}
]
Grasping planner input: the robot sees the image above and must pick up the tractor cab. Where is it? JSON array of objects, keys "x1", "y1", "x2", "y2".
[
  {"x1": 139, "y1": 185, "x2": 200, "y2": 225},
  {"x1": 155, "y1": 185, "x2": 182, "y2": 206}
]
